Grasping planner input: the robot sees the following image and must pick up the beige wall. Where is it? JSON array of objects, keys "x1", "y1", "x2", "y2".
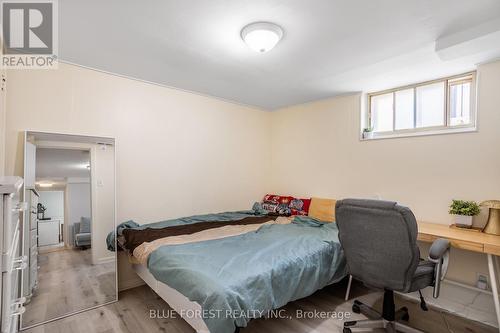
[
  {"x1": 0, "y1": 70, "x2": 5, "y2": 175},
  {"x1": 5, "y1": 62, "x2": 272, "y2": 218},
  {"x1": 270, "y1": 60, "x2": 500, "y2": 285},
  {"x1": 0, "y1": 91, "x2": 5, "y2": 175},
  {"x1": 0, "y1": 40, "x2": 5, "y2": 175}
]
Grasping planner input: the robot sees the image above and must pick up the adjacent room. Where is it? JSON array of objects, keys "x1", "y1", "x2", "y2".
[
  {"x1": 21, "y1": 135, "x2": 116, "y2": 328},
  {"x1": 0, "y1": 1, "x2": 499, "y2": 333}
]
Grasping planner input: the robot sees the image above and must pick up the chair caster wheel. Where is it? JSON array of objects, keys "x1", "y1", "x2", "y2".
[
  {"x1": 352, "y1": 303, "x2": 361, "y2": 314},
  {"x1": 400, "y1": 306, "x2": 409, "y2": 321},
  {"x1": 343, "y1": 328, "x2": 352, "y2": 333}
]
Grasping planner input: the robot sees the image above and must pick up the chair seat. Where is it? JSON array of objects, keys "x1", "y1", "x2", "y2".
[
  {"x1": 75, "y1": 233, "x2": 91, "y2": 246},
  {"x1": 409, "y1": 260, "x2": 435, "y2": 292}
]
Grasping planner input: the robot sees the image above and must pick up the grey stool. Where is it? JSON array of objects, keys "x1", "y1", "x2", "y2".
[{"x1": 335, "y1": 199, "x2": 450, "y2": 333}]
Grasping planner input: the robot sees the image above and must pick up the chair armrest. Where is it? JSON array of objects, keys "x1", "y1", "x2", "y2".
[
  {"x1": 427, "y1": 238, "x2": 450, "y2": 299},
  {"x1": 68, "y1": 224, "x2": 74, "y2": 246},
  {"x1": 429, "y1": 238, "x2": 450, "y2": 261},
  {"x1": 72, "y1": 222, "x2": 81, "y2": 246}
]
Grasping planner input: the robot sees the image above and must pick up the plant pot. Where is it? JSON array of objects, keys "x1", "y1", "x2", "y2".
[{"x1": 453, "y1": 215, "x2": 473, "y2": 228}]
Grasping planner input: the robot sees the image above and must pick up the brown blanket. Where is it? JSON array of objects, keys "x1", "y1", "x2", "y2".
[{"x1": 122, "y1": 215, "x2": 277, "y2": 252}]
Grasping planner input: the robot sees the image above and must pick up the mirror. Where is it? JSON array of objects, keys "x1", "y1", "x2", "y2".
[{"x1": 21, "y1": 131, "x2": 117, "y2": 329}]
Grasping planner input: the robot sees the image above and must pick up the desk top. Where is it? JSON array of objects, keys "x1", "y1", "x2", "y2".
[{"x1": 418, "y1": 221, "x2": 500, "y2": 256}]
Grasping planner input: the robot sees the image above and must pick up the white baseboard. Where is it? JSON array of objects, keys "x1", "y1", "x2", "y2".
[
  {"x1": 118, "y1": 277, "x2": 145, "y2": 292},
  {"x1": 399, "y1": 279, "x2": 499, "y2": 328},
  {"x1": 444, "y1": 278, "x2": 500, "y2": 297}
]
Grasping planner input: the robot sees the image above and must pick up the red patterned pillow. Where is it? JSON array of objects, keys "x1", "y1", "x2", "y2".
[
  {"x1": 289, "y1": 198, "x2": 311, "y2": 216},
  {"x1": 262, "y1": 194, "x2": 293, "y2": 215}
]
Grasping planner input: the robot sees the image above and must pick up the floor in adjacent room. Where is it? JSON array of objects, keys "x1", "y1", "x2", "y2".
[
  {"x1": 22, "y1": 247, "x2": 116, "y2": 328},
  {"x1": 22, "y1": 278, "x2": 496, "y2": 333}
]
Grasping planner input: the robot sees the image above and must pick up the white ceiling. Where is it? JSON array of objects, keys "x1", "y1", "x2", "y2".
[
  {"x1": 59, "y1": 0, "x2": 500, "y2": 110},
  {"x1": 36, "y1": 148, "x2": 90, "y2": 179}
]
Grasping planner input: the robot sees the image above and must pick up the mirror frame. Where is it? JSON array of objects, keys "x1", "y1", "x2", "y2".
[{"x1": 21, "y1": 130, "x2": 117, "y2": 330}]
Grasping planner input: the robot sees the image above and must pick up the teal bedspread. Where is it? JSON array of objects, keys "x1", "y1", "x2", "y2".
[{"x1": 147, "y1": 216, "x2": 347, "y2": 333}]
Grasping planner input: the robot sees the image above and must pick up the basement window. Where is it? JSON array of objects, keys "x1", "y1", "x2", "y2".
[{"x1": 363, "y1": 72, "x2": 476, "y2": 140}]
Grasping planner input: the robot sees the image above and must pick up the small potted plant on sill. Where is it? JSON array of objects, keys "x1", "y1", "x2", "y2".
[
  {"x1": 362, "y1": 127, "x2": 373, "y2": 140},
  {"x1": 449, "y1": 199, "x2": 480, "y2": 228}
]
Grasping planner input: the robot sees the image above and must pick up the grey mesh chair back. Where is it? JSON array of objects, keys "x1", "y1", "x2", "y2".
[{"x1": 335, "y1": 199, "x2": 420, "y2": 292}]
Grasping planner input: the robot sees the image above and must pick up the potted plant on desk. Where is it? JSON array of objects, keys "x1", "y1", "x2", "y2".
[{"x1": 449, "y1": 199, "x2": 480, "y2": 228}]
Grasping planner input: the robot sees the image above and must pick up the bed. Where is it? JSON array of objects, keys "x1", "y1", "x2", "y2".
[
  {"x1": 133, "y1": 263, "x2": 211, "y2": 332},
  {"x1": 107, "y1": 208, "x2": 347, "y2": 333}
]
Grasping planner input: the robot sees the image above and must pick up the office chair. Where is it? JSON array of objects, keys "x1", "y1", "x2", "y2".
[{"x1": 335, "y1": 199, "x2": 450, "y2": 333}]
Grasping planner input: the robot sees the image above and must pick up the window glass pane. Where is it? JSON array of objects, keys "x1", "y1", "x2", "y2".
[
  {"x1": 395, "y1": 89, "x2": 414, "y2": 130},
  {"x1": 450, "y1": 82, "x2": 471, "y2": 126},
  {"x1": 371, "y1": 93, "x2": 393, "y2": 132},
  {"x1": 416, "y1": 82, "x2": 445, "y2": 128}
]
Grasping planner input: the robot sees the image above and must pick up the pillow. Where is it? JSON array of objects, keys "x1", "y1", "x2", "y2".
[
  {"x1": 289, "y1": 198, "x2": 311, "y2": 216},
  {"x1": 308, "y1": 198, "x2": 336, "y2": 222},
  {"x1": 79, "y1": 217, "x2": 91, "y2": 233},
  {"x1": 261, "y1": 194, "x2": 292, "y2": 216}
]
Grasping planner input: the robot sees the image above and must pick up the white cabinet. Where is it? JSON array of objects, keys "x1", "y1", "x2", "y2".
[
  {"x1": 37, "y1": 220, "x2": 60, "y2": 247},
  {"x1": 0, "y1": 177, "x2": 26, "y2": 333}
]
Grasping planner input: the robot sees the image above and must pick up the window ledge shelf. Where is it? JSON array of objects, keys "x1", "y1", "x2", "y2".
[{"x1": 360, "y1": 126, "x2": 477, "y2": 141}]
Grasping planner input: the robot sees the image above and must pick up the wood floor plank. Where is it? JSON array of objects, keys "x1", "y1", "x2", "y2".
[
  {"x1": 22, "y1": 279, "x2": 497, "y2": 333},
  {"x1": 22, "y1": 247, "x2": 116, "y2": 328}
]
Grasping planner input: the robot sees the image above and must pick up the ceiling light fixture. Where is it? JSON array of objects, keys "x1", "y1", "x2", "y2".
[
  {"x1": 241, "y1": 22, "x2": 283, "y2": 53},
  {"x1": 38, "y1": 183, "x2": 53, "y2": 188},
  {"x1": 76, "y1": 163, "x2": 90, "y2": 169}
]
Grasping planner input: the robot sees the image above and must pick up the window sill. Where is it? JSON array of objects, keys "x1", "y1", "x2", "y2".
[{"x1": 360, "y1": 126, "x2": 477, "y2": 141}]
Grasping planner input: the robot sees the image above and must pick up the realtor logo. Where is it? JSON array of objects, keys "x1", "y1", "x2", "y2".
[{"x1": 1, "y1": 0, "x2": 58, "y2": 68}]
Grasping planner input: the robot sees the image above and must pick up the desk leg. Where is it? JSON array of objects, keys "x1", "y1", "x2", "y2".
[
  {"x1": 345, "y1": 275, "x2": 353, "y2": 301},
  {"x1": 487, "y1": 254, "x2": 500, "y2": 332}
]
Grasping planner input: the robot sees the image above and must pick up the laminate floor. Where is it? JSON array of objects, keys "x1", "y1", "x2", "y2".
[
  {"x1": 21, "y1": 247, "x2": 116, "y2": 328},
  {"x1": 22, "y1": 278, "x2": 496, "y2": 333}
]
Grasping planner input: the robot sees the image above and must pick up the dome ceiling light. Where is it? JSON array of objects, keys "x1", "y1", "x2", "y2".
[{"x1": 241, "y1": 22, "x2": 284, "y2": 53}]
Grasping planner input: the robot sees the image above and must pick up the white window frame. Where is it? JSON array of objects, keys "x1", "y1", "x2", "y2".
[{"x1": 363, "y1": 72, "x2": 477, "y2": 140}]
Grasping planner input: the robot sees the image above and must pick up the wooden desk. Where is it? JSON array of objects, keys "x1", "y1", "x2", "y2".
[
  {"x1": 417, "y1": 221, "x2": 500, "y2": 331},
  {"x1": 418, "y1": 221, "x2": 500, "y2": 255}
]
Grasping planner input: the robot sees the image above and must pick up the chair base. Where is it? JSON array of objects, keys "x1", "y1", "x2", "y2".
[
  {"x1": 344, "y1": 294, "x2": 424, "y2": 333},
  {"x1": 343, "y1": 319, "x2": 424, "y2": 333}
]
